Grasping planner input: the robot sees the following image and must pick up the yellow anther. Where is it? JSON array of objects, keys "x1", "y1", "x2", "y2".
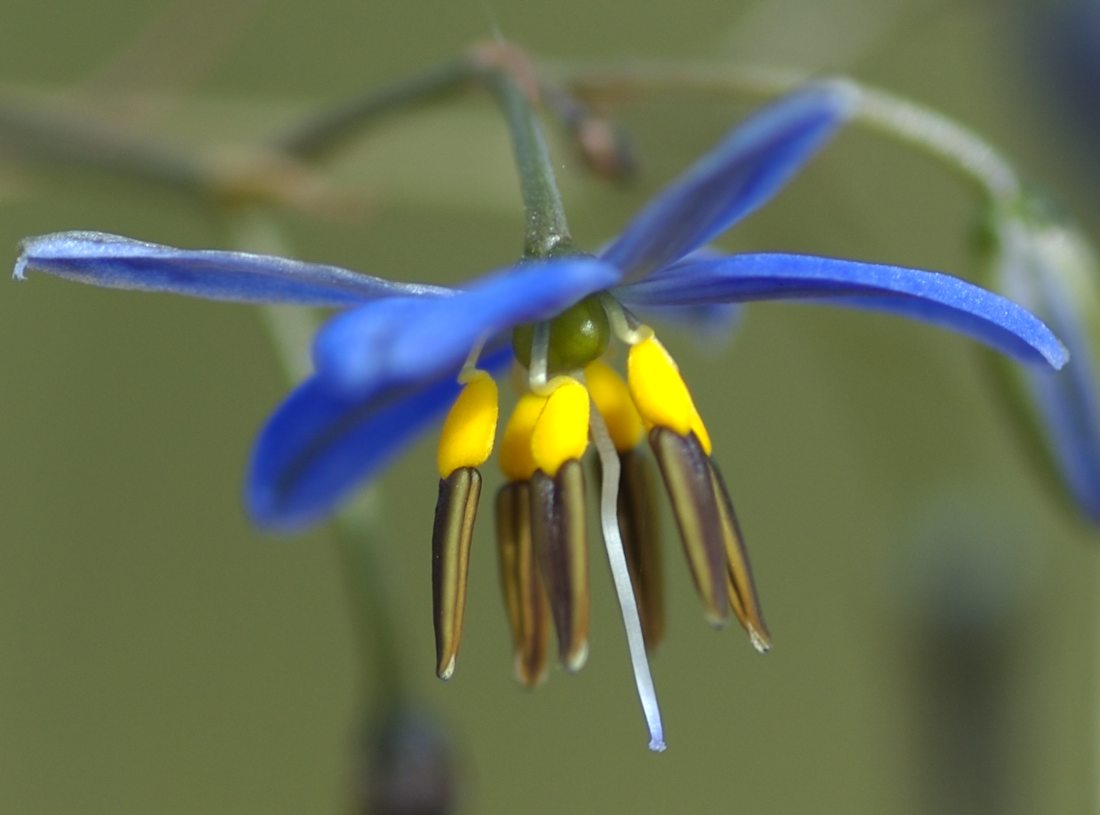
[
  {"x1": 627, "y1": 336, "x2": 712, "y2": 454},
  {"x1": 500, "y1": 392, "x2": 547, "y2": 482},
  {"x1": 584, "y1": 360, "x2": 644, "y2": 452},
  {"x1": 437, "y1": 372, "x2": 499, "y2": 478},
  {"x1": 531, "y1": 379, "x2": 590, "y2": 476}
]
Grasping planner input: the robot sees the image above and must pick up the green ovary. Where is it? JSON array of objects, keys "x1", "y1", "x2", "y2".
[{"x1": 512, "y1": 295, "x2": 611, "y2": 375}]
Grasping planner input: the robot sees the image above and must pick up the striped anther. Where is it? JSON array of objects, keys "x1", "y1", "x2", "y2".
[
  {"x1": 495, "y1": 481, "x2": 551, "y2": 688},
  {"x1": 649, "y1": 427, "x2": 730, "y2": 626},
  {"x1": 530, "y1": 459, "x2": 590, "y2": 672},
  {"x1": 617, "y1": 448, "x2": 664, "y2": 652},
  {"x1": 708, "y1": 460, "x2": 771, "y2": 652},
  {"x1": 431, "y1": 467, "x2": 482, "y2": 680}
]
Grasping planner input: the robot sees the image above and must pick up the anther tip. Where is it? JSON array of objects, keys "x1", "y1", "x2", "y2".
[
  {"x1": 749, "y1": 627, "x2": 772, "y2": 654},
  {"x1": 513, "y1": 655, "x2": 548, "y2": 690},
  {"x1": 704, "y1": 608, "x2": 732, "y2": 629},
  {"x1": 436, "y1": 656, "x2": 456, "y2": 681},
  {"x1": 563, "y1": 641, "x2": 589, "y2": 673}
]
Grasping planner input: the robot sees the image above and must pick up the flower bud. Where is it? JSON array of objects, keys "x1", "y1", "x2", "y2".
[{"x1": 984, "y1": 195, "x2": 1100, "y2": 523}]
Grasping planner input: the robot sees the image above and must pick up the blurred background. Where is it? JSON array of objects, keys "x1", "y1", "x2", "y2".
[{"x1": 0, "y1": 0, "x2": 1096, "y2": 812}]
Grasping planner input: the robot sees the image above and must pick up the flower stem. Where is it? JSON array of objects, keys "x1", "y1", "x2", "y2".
[{"x1": 483, "y1": 69, "x2": 574, "y2": 258}]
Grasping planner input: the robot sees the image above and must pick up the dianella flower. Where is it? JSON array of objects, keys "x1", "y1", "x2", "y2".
[
  {"x1": 984, "y1": 195, "x2": 1100, "y2": 522},
  {"x1": 15, "y1": 82, "x2": 1067, "y2": 751}
]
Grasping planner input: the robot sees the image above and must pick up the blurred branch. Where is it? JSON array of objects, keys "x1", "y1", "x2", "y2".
[
  {"x1": 272, "y1": 42, "x2": 637, "y2": 183},
  {"x1": 554, "y1": 61, "x2": 1021, "y2": 201}
]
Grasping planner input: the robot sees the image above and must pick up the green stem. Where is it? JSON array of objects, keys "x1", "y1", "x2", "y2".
[
  {"x1": 484, "y1": 70, "x2": 573, "y2": 258},
  {"x1": 555, "y1": 61, "x2": 1022, "y2": 203}
]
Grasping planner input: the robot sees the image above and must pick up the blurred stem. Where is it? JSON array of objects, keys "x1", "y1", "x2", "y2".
[
  {"x1": 0, "y1": 98, "x2": 212, "y2": 195},
  {"x1": 272, "y1": 58, "x2": 480, "y2": 161},
  {"x1": 269, "y1": 44, "x2": 634, "y2": 183},
  {"x1": 556, "y1": 62, "x2": 1022, "y2": 202},
  {"x1": 270, "y1": 45, "x2": 576, "y2": 256},
  {"x1": 223, "y1": 208, "x2": 406, "y2": 706}
]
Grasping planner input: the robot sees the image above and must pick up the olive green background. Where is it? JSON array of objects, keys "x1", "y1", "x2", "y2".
[{"x1": 0, "y1": 1, "x2": 1095, "y2": 813}]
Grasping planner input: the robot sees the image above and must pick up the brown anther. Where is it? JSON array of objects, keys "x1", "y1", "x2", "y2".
[
  {"x1": 431, "y1": 468, "x2": 481, "y2": 680},
  {"x1": 617, "y1": 448, "x2": 664, "y2": 652},
  {"x1": 495, "y1": 481, "x2": 551, "y2": 688},
  {"x1": 530, "y1": 460, "x2": 590, "y2": 672},
  {"x1": 649, "y1": 427, "x2": 730, "y2": 626},
  {"x1": 708, "y1": 461, "x2": 772, "y2": 652}
]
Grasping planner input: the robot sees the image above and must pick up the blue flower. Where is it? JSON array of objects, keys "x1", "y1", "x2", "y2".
[{"x1": 14, "y1": 83, "x2": 1068, "y2": 751}]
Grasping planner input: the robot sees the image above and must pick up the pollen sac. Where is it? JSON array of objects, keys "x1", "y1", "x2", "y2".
[
  {"x1": 649, "y1": 427, "x2": 730, "y2": 626},
  {"x1": 530, "y1": 459, "x2": 590, "y2": 672},
  {"x1": 585, "y1": 360, "x2": 645, "y2": 452},
  {"x1": 708, "y1": 460, "x2": 771, "y2": 652},
  {"x1": 628, "y1": 335, "x2": 712, "y2": 454},
  {"x1": 437, "y1": 372, "x2": 499, "y2": 478},
  {"x1": 495, "y1": 481, "x2": 551, "y2": 688},
  {"x1": 512, "y1": 294, "x2": 611, "y2": 375},
  {"x1": 431, "y1": 467, "x2": 482, "y2": 680},
  {"x1": 530, "y1": 378, "x2": 590, "y2": 476},
  {"x1": 499, "y1": 391, "x2": 545, "y2": 482},
  {"x1": 617, "y1": 448, "x2": 665, "y2": 652}
]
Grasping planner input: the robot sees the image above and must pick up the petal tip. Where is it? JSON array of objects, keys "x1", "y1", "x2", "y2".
[
  {"x1": 1049, "y1": 341, "x2": 1070, "y2": 371},
  {"x1": 813, "y1": 77, "x2": 863, "y2": 119},
  {"x1": 244, "y1": 470, "x2": 318, "y2": 536}
]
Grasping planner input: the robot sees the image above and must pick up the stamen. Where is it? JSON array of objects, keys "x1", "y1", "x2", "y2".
[
  {"x1": 432, "y1": 468, "x2": 482, "y2": 680},
  {"x1": 618, "y1": 448, "x2": 664, "y2": 652},
  {"x1": 708, "y1": 460, "x2": 772, "y2": 652},
  {"x1": 599, "y1": 293, "x2": 652, "y2": 346},
  {"x1": 588, "y1": 401, "x2": 667, "y2": 753},
  {"x1": 530, "y1": 461, "x2": 590, "y2": 672},
  {"x1": 649, "y1": 427, "x2": 730, "y2": 625},
  {"x1": 495, "y1": 482, "x2": 551, "y2": 687}
]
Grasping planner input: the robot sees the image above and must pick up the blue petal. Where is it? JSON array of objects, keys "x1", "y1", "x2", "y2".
[
  {"x1": 247, "y1": 348, "x2": 511, "y2": 531},
  {"x1": 15, "y1": 231, "x2": 451, "y2": 306},
  {"x1": 616, "y1": 253, "x2": 1069, "y2": 369},
  {"x1": 599, "y1": 81, "x2": 857, "y2": 283},
  {"x1": 313, "y1": 256, "x2": 619, "y2": 393}
]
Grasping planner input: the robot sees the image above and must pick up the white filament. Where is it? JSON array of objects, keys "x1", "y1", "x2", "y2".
[
  {"x1": 528, "y1": 320, "x2": 551, "y2": 391},
  {"x1": 598, "y1": 293, "x2": 651, "y2": 346},
  {"x1": 588, "y1": 403, "x2": 667, "y2": 752},
  {"x1": 458, "y1": 335, "x2": 489, "y2": 383}
]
